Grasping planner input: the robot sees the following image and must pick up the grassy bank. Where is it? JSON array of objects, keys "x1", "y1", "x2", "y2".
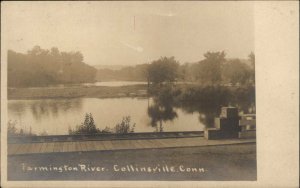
[
  {"x1": 8, "y1": 143, "x2": 256, "y2": 181},
  {"x1": 8, "y1": 84, "x2": 255, "y2": 101},
  {"x1": 8, "y1": 85, "x2": 148, "y2": 100}
]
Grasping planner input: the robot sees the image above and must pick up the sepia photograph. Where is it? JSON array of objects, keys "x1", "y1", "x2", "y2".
[
  {"x1": 5, "y1": 1, "x2": 256, "y2": 182},
  {"x1": 1, "y1": 1, "x2": 298, "y2": 187}
]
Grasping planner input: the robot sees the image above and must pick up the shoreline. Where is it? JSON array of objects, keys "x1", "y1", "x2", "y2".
[
  {"x1": 8, "y1": 85, "x2": 148, "y2": 100},
  {"x1": 8, "y1": 84, "x2": 254, "y2": 100}
]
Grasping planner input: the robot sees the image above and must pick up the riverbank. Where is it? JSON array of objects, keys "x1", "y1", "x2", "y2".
[
  {"x1": 8, "y1": 85, "x2": 148, "y2": 100},
  {"x1": 8, "y1": 84, "x2": 255, "y2": 100},
  {"x1": 8, "y1": 143, "x2": 256, "y2": 181}
]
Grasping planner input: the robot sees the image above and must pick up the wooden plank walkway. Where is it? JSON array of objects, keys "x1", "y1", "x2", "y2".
[{"x1": 7, "y1": 137, "x2": 256, "y2": 155}]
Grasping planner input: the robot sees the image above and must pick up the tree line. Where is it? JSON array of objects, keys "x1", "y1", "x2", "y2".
[
  {"x1": 178, "y1": 51, "x2": 255, "y2": 86},
  {"x1": 8, "y1": 46, "x2": 97, "y2": 87},
  {"x1": 8, "y1": 46, "x2": 254, "y2": 87},
  {"x1": 96, "y1": 51, "x2": 255, "y2": 86}
]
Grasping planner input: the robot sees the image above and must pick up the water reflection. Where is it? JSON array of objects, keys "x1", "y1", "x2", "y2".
[
  {"x1": 8, "y1": 98, "x2": 202, "y2": 135},
  {"x1": 7, "y1": 102, "x2": 26, "y2": 114},
  {"x1": 148, "y1": 85, "x2": 256, "y2": 129},
  {"x1": 7, "y1": 86, "x2": 255, "y2": 135},
  {"x1": 147, "y1": 102, "x2": 177, "y2": 132},
  {"x1": 8, "y1": 99, "x2": 83, "y2": 122}
]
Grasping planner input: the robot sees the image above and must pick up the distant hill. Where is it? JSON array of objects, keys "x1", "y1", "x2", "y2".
[
  {"x1": 95, "y1": 64, "x2": 148, "y2": 82},
  {"x1": 93, "y1": 65, "x2": 128, "y2": 71}
]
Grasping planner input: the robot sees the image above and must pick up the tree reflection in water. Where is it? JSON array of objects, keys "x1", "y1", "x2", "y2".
[
  {"x1": 147, "y1": 102, "x2": 177, "y2": 132},
  {"x1": 148, "y1": 85, "x2": 256, "y2": 131},
  {"x1": 9, "y1": 99, "x2": 83, "y2": 121},
  {"x1": 147, "y1": 85, "x2": 178, "y2": 132},
  {"x1": 178, "y1": 101, "x2": 220, "y2": 128},
  {"x1": 30, "y1": 99, "x2": 83, "y2": 121}
]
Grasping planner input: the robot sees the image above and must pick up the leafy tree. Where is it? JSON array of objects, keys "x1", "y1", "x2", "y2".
[
  {"x1": 196, "y1": 51, "x2": 226, "y2": 85},
  {"x1": 222, "y1": 59, "x2": 252, "y2": 85},
  {"x1": 27, "y1": 45, "x2": 43, "y2": 56},
  {"x1": 8, "y1": 46, "x2": 97, "y2": 87},
  {"x1": 147, "y1": 57, "x2": 179, "y2": 85}
]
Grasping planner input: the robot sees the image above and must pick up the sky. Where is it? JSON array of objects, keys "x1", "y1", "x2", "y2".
[{"x1": 2, "y1": 1, "x2": 254, "y2": 66}]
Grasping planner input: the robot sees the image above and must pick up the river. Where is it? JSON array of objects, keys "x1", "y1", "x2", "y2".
[
  {"x1": 7, "y1": 81, "x2": 255, "y2": 136},
  {"x1": 8, "y1": 97, "x2": 203, "y2": 135}
]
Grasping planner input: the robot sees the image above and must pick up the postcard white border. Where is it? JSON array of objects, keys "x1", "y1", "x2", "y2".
[{"x1": 1, "y1": 1, "x2": 299, "y2": 187}]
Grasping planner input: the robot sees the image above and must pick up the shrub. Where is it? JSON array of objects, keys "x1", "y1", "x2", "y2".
[
  {"x1": 69, "y1": 114, "x2": 136, "y2": 135},
  {"x1": 7, "y1": 120, "x2": 18, "y2": 136},
  {"x1": 7, "y1": 120, "x2": 36, "y2": 136},
  {"x1": 114, "y1": 116, "x2": 135, "y2": 134},
  {"x1": 69, "y1": 113, "x2": 102, "y2": 135}
]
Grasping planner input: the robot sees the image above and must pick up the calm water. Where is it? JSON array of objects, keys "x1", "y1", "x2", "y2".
[
  {"x1": 8, "y1": 98, "x2": 203, "y2": 135},
  {"x1": 83, "y1": 81, "x2": 147, "y2": 87}
]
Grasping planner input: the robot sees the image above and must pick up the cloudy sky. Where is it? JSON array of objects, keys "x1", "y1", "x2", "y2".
[{"x1": 3, "y1": 1, "x2": 254, "y2": 65}]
